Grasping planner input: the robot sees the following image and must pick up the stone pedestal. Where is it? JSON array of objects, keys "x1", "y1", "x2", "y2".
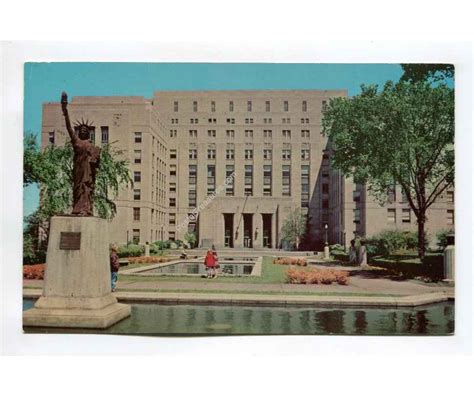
[
  {"x1": 443, "y1": 244, "x2": 455, "y2": 283},
  {"x1": 23, "y1": 216, "x2": 131, "y2": 329},
  {"x1": 324, "y1": 245, "x2": 330, "y2": 260}
]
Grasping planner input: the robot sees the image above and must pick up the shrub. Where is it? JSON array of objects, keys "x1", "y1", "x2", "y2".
[
  {"x1": 23, "y1": 264, "x2": 46, "y2": 280},
  {"x1": 364, "y1": 230, "x2": 423, "y2": 257},
  {"x1": 284, "y1": 268, "x2": 349, "y2": 285},
  {"x1": 436, "y1": 229, "x2": 454, "y2": 250},
  {"x1": 329, "y1": 244, "x2": 345, "y2": 255},
  {"x1": 273, "y1": 257, "x2": 307, "y2": 266},
  {"x1": 128, "y1": 256, "x2": 170, "y2": 264},
  {"x1": 117, "y1": 244, "x2": 144, "y2": 258}
]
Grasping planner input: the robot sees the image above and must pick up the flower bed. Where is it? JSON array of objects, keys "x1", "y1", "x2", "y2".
[
  {"x1": 273, "y1": 257, "x2": 307, "y2": 266},
  {"x1": 286, "y1": 267, "x2": 348, "y2": 285},
  {"x1": 128, "y1": 256, "x2": 171, "y2": 264},
  {"x1": 23, "y1": 264, "x2": 46, "y2": 280}
]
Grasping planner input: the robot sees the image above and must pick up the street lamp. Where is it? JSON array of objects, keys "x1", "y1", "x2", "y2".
[{"x1": 324, "y1": 223, "x2": 330, "y2": 260}]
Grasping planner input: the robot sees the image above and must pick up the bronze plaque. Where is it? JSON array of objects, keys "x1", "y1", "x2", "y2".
[{"x1": 59, "y1": 232, "x2": 81, "y2": 250}]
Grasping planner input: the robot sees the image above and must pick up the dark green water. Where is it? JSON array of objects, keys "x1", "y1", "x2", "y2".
[{"x1": 23, "y1": 299, "x2": 454, "y2": 336}]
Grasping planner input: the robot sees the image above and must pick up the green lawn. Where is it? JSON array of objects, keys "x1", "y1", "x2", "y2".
[{"x1": 120, "y1": 256, "x2": 288, "y2": 284}]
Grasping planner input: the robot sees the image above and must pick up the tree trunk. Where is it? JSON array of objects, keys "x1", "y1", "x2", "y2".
[{"x1": 417, "y1": 212, "x2": 426, "y2": 259}]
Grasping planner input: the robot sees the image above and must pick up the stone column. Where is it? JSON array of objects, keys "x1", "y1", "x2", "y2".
[
  {"x1": 234, "y1": 212, "x2": 244, "y2": 248},
  {"x1": 271, "y1": 211, "x2": 278, "y2": 249},
  {"x1": 253, "y1": 213, "x2": 263, "y2": 249}
]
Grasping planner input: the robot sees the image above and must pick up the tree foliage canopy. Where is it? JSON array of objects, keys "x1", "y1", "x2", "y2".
[
  {"x1": 24, "y1": 134, "x2": 133, "y2": 220},
  {"x1": 400, "y1": 64, "x2": 454, "y2": 83},
  {"x1": 281, "y1": 209, "x2": 307, "y2": 250},
  {"x1": 322, "y1": 81, "x2": 454, "y2": 257}
]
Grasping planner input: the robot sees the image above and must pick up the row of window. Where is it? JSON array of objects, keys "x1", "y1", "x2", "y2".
[
  {"x1": 173, "y1": 100, "x2": 320, "y2": 113},
  {"x1": 48, "y1": 126, "x2": 110, "y2": 145},
  {"x1": 185, "y1": 148, "x2": 311, "y2": 161},
  {"x1": 170, "y1": 117, "x2": 311, "y2": 125},
  {"x1": 179, "y1": 129, "x2": 312, "y2": 139}
]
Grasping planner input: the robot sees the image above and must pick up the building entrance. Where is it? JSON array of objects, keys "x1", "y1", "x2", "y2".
[
  {"x1": 223, "y1": 213, "x2": 234, "y2": 248},
  {"x1": 243, "y1": 213, "x2": 253, "y2": 248},
  {"x1": 262, "y1": 214, "x2": 272, "y2": 248}
]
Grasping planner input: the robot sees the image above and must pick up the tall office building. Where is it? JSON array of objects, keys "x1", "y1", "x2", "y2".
[{"x1": 41, "y1": 90, "x2": 454, "y2": 249}]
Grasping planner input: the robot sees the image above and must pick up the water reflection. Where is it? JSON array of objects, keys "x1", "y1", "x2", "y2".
[{"x1": 23, "y1": 300, "x2": 454, "y2": 336}]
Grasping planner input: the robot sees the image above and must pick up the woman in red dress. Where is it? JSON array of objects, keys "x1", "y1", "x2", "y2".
[{"x1": 204, "y1": 249, "x2": 217, "y2": 279}]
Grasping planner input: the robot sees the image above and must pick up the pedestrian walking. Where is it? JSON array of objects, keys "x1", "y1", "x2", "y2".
[
  {"x1": 359, "y1": 240, "x2": 368, "y2": 268},
  {"x1": 349, "y1": 239, "x2": 358, "y2": 264}
]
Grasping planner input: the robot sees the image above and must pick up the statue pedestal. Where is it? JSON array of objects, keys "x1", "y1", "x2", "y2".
[{"x1": 23, "y1": 216, "x2": 131, "y2": 329}]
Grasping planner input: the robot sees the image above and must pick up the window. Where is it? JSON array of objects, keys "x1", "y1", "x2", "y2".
[
  {"x1": 170, "y1": 149, "x2": 177, "y2": 159},
  {"x1": 90, "y1": 128, "x2": 96, "y2": 143},
  {"x1": 353, "y1": 191, "x2": 361, "y2": 202},
  {"x1": 245, "y1": 129, "x2": 253, "y2": 138},
  {"x1": 207, "y1": 148, "x2": 216, "y2": 159},
  {"x1": 169, "y1": 213, "x2": 176, "y2": 225},
  {"x1": 134, "y1": 171, "x2": 141, "y2": 183},
  {"x1": 388, "y1": 184, "x2": 396, "y2": 203},
  {"x1": 263, "y1": 165, "x2": 272, "y2": 196},
  {"x1": 169, "y1": 165, "x2": 176, "y2": 177},
  {"x1": 226, "y1": 149, "x2": 235, "y2": 160},
  {"x1": 169, "y1": 231, "x2": 176, "y2": 241},
  {"x1": 301, "y1": 165, "x2": 310, "y2": 207},
  {"x1": 264, "y1": 129, "x2": 272, "y2": 138},
  {"x1": 265, "y1": 101, "x2": 270, "y2": 112},
  {"x1": 207, "y1": 165, "x2": 216, "y2": 195},
  {"x1": 208, "y1": 118, "x2": 217, "y2": 124},
  {"x1": 282, "y1": 149, "x2": 291, "y2": 160},
  {"x1": 189, "y1": 149, "x2": 197, "y2": 159},
  {"x1": 284, "y1": 100, "x2": 289, "y2": 112},
  {"x1": 301, "y1": 149, "x2": 310, "y2": 160},
  {"x1": 189, "y1": 130, "x2": 197, "y2": 138},
  {"x1": 301, "y1": 130, "x2": 310, "y2": 138},
  {"x1": 132, "y1": 229, "x2": 140, "y2": 245},
  {"x1": 447, "y1": 191, "x2": 454, "y2": 203},
  {"x1": 226, "y1": 165, "x2": 235, "y2": 196},
  {"x1": 322, "y1": 183, "x2": 329, "y2": 194},
  {"x1": 211, "y1": 101, "x2": 216, "y2": 112},
  {"x1": 282, "y1": 130, "x2": 291, "y2": 138},
  {"x1": 193, "y1": 101, "x2": 198, "y2": 112},
  {"x1": 133, "y1": 207, "x2": 140, "y2": 221},
  {"x1": 190, "y1": 118, "x2": 198, "y2": 124},
  {"x1": 229, "y1": 101, "x2": 234, "y2": 112},
  {"x1": 264, "y1": 118, "x2": 273, "y2": 124},
  {"x1": 189, "y1": 165, "x2": 197, "y2": 185},
  {"x1": 133, "y1": 189, "x2": 141, "y2": 200},
  {"x1": 169, "y1": 130, "x2": 177, "y2": 138},
  {"x1": 245, "y1": 149, "x2": 253, "y2": 160},
  {"x1": 169, "y1": 182, "x2": 176, "y2": 193},
  {"x1": 171, "y1": 118, "x2": 179, "y2": 124},
  {"x1": 302, "y1": 100, "x2": 307, "y2": 112},
  {"x1": 402, "y1": 209, "x2": 411, "y2": 223},
  {"x1": 134, "y1": 150, "x2": 142, "y2": 164},
  {"x1": 188, "y1": 189, "x2": 197, "y2": 207},
  {"x1": 282, "y1": 165, "x2": 291, "y2": 196},
  {"x1": 301, "y1": 118, "x2": 310, "y2": 124},
  {"x1": 387, "y1": 209, "x2": 396, "y2": 223},
  {"x1": 322, "y1": 100, "x2": 328, "y2": 111},
  {"x1": 226, "y1": 118, "x2": 235, "y2": 124},
  {"x1": 244, "y1": 165, "x2": 253, "y2": 196},
  {"x1": 48, "y1": 131, "x2": 55, "y2": 145},
  {"x1": 354, "y1": 209, "x2": 360, "y2": 224},
  {"x1": 169, "y1": 197, "x2": 176, "y2": 207},
  {"x1": 247, "y1": 101, "x2": 252, "y2": 112},
  {"x1": 226, "y1": 130, "x2": 235, "y2": 138},
  {"x1": 282, "y1": 118, "x2": 290, "y2": 124},
  {"x1": 208, "y1": 129, "x2": 216, "y2": 138},
  {"x1": 447, "y1": 209, "x2": 454, "y2": 225},
  {"x1": 174, "y1": 101, "x2": 178, "y2": 112},
  {"x1": 322, "y1": 199, "x2": 329, "y2": 209},
  {"x1": 263, "y1": 149, "x2": 272, "y2": 160},
  {"x1": 245, "y1": 118, "x2": 254, "y2": 124}
]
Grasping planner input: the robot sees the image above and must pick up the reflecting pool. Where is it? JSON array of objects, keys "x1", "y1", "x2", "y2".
[{"x1": 23, "y1": 299, "x2": 454, "y2": 336}]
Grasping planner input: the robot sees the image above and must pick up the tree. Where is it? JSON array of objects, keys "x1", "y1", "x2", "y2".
[
  {"x1": 23, "y1": 133, "x2": 133, "y2": 257},
  {"x1": 281, "y1": 209, "x2": 307, "y2": 250},
  {"x1": 322, "y1": 81, "x2": 454, "y2": 259},
  {"x1": 184, "y1": 232, "x2": 197, "y2": 249},
  {"x1": 400, "y1": 64, "x2": 454, "y2": 83}
]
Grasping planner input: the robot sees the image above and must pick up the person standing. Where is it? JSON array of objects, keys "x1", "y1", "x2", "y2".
[
  {"x1": 204, "y1": 249, "x2": 217, "y2": 279},
  {"x1": 110, "y1": 245, "x2": 120, "y2": 292},
  {"x1": 359, "y1": 240, "x2": 368, "y2": 268},
  {"x1": 348, "y1": 239, "x2": 358, "y2": 264}
]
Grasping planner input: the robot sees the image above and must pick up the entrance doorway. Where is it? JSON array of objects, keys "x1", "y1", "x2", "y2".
[
  {"x1": 223, "y1": 213, "x2": 234, "y2": 248},
  {"x1": 262, "y1": 214, "x2": 272, "y2": 248},
  {"x1": 243, "y1": 213, "x2": 253, "y2": 248}
]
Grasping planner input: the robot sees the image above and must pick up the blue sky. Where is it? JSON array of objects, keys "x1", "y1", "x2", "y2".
[{"x1": 23, "y1": 63, "x2": 404, "y2": 217}]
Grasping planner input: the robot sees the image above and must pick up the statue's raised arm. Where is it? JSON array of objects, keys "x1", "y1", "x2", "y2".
[{"x1": 61, "y1": 91, "x2": 77, "y2": 142}]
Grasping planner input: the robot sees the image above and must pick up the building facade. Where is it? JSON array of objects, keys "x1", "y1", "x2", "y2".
[{"x1": 41, "y1": 90, "x2": 454, "y2": 249}]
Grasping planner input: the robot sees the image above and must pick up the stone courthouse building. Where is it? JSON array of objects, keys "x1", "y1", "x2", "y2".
[{"x1": 41, "y1": 90, "x2": 454, "y2": 249}]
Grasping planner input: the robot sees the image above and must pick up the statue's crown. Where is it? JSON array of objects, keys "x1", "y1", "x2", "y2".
[{"x1": 73, "y1": 118, "x2": 94, "y2": 130}]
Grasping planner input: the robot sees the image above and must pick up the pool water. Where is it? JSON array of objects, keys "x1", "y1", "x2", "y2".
[
  {"x1": 23, "y1": 299, "x2": 454, "y2": 336},
  {"x1": 139, "y1": 262, "x2": 254, "y2": 276}
]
